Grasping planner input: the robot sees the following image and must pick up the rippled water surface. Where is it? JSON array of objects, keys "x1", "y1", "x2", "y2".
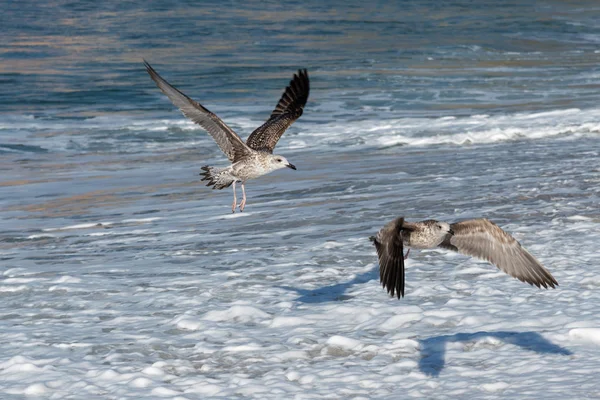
[{"x1": 1, "y1": 1, "x2": 600, "y2": 398}]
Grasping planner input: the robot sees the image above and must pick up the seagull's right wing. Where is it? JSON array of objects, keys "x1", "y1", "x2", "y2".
[
  {"x1": 144, "y1": 60, "x2": 252, "y2": 162},
  {"x1": 245, "y1": 69, "x2": 309, "y2": 153},
  {"x1": 439, "y1": 219, "x2": 558, "y2": 289},
  {"x1": 371, "y1": 217, "x2": 406, "y2": 299}
]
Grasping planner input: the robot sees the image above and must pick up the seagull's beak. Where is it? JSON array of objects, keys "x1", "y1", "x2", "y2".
[
  {"x1": 286, "y1": 163, "x2": 297, "y2": 170},
  {"x1": 448, "y1": 229, "x2": 455, "y2": 236}
]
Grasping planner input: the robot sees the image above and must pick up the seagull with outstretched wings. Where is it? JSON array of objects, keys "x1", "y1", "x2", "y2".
[
  {"x1": 144, "y1": 60, "x2": 309, "y2": 213},
  {"x1": 371, "y1": 217, "x2": 558, "y2": 299}
]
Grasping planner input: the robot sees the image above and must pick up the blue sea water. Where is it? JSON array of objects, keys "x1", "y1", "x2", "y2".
[{"x1": 1, "y1": 1, "x2": 600, "y2": 398}]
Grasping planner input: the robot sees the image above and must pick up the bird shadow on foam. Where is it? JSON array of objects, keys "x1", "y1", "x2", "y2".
[
  {"x1": 278, "y1": 265, "x2": 378, "y2": 303},
  {"x1": 419, "y1": 331, "x2": 573, "y2": 377}
]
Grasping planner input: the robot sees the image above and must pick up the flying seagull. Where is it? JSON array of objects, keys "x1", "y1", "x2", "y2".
[
  {"x1": 144, "y1": 60, "x2": 309, "y2": 212},
  {"x1": 370, "y1": 217, "x2": 558, "y2": 299}
]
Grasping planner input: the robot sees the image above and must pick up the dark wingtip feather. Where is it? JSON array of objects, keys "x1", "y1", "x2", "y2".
[
  {"x1": 143, "y1": 59, "x2": 155, "y2": 75},
  {"x1": 374, "y1": 219, "x2": 406, "y2": 300}
]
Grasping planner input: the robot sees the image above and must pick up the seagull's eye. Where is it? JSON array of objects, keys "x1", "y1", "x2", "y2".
[{"x1": 277, "y1": 159, "x2": 282, "y2": 162}]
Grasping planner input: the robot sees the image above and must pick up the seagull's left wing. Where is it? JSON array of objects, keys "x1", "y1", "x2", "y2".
[
  {"x1": 439, "y1": 219, "x2": 558, "y2": 289},
  {"x1": 371, "y1": 217, "x2": 406, "y2": 299},
  {"x1": 245, "y1": 69, "x2": 309, "y2": 153},
  {"x1": 144, "y1": 60, "x2": 253, "y2": 163}
]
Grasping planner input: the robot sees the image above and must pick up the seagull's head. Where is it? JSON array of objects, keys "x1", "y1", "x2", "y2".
[
  {"x1": 435, "y1": 222, "x2": 453, "y2": 236},
  {"x1": 424, "y1": 220, "x2": 453, "y2": 244},
  {"x1": 268, "y1": 154, "x2": 296, "y2": 171}
]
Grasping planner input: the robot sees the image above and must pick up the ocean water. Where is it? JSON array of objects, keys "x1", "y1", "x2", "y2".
[{"x1": 2, "y1": 1, "x2": 600, "y2": 398}]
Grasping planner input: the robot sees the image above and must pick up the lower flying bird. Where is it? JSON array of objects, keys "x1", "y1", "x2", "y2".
[
  {"x1": 370, "y1": 217, "x2": 558, "y2": 299},
  {"x1": 144, "y1": 61, "x2": 309, "y2": 213}
]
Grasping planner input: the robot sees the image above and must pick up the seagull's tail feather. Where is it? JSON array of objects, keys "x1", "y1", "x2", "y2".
[{"x1": 199, "y1": 166, "x2": 235, "y2": 190}]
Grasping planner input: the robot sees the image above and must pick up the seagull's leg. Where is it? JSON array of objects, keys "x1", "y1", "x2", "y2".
[
  {"x1": 404, "y1": 248, "x2": 410, "y2": 260},
  {"x1": 239, "y1": 182, "x2": 247, "y2": 212},
  {"x1": 231, "y1": 181, "x2": 237, "y2": 213}
]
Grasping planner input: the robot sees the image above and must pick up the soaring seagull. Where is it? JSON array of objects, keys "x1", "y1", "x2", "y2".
[
  {"x1": 371, "y1": 217, "x2": 558, "y2": 299},
  {"x1": 144, "y1": 61, "x2": 309, "y2": 212}
]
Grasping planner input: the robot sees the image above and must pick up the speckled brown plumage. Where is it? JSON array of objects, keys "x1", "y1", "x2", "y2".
[
  {"x1": 144, "y1": 60, "x2": 308, "y2": 212},
  {"x1": 246, "y1": 69, "x2": 309, "y2": 153},
  {"x1": 372, "y1": 217, "x2": 558, "y2": 299}
]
